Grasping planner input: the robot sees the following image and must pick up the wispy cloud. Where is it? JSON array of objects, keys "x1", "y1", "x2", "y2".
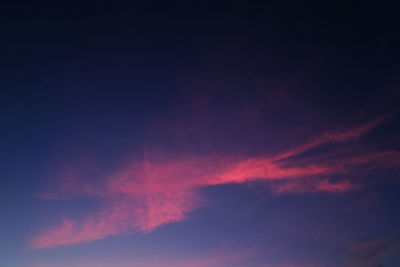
[
  {"x1": 270, "y1": 178, "x2": 359, "y2": 195},
  {"x1": 30, "y1": 117, "x2": 400, "y2": 249},
  {"x1": 350, "y1": 236, "x2": 400, "y2": 266},
  {"x1": 272, "y1": 115, "x2": 389, "y2": 161}
]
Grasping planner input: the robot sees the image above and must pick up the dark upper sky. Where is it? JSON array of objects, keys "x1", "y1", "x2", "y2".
[{"x1": 1, "y1": 2, "x2": 400, "y2": 267}]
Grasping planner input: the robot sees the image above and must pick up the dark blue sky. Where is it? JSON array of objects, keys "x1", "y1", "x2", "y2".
[{"x1": 1, "y1": 2, "x2": 400, "y2": 267}]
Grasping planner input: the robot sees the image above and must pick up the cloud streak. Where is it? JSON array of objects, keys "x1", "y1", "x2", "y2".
[
  {"x1": 31, "y1": 117, "x2": 400, "y2": 249},
  {"x1": 350, "y1": 236, "x2": 400, "y2": 266}
]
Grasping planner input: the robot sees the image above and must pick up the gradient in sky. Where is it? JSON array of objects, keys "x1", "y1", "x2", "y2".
[{"x1": 1, "y1": 2, "x2": 400, "y2": 267}]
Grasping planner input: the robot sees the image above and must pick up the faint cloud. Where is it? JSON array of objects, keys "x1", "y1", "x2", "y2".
[{"x1": 350, "y1": 236, "x2": 400, "y2": 266}]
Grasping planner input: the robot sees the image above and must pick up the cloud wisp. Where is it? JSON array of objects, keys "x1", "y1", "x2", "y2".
[
  {"x1": 350, "y1": 236, "x2": 400, "y2": 266},
  {"x1": 31, "y1": 118, "x2": 400, "y2": 249}
]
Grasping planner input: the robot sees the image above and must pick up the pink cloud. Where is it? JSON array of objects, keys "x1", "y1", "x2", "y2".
[
  {"x1": 30, "y1": 118, "x2": 400, "y2": 249},
  {"x1": 271, "y1": 178, "x2": 359, "y2": 195},
  {"x1": 273, "y1": 116, "x2": 388, "y2": 161}
]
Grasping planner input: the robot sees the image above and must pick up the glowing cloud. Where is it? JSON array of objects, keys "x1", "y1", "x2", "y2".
[{"x1": 31, "y1": 118, "x2": 400, "y2": 249}]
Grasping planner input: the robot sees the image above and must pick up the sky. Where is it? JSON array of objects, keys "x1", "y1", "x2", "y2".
[{"x1": 1, "y1": 2, "x2": 400, "y2": 267}]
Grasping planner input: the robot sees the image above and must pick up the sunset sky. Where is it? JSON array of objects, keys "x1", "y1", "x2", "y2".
[{"x1": 1, "y1": 2, "x2": 400, "y2": 267}]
